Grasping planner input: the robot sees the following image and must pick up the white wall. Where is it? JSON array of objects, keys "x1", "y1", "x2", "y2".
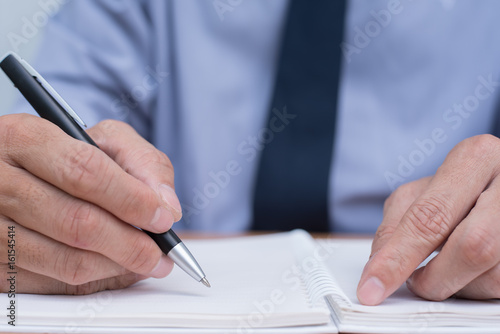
[{"x1": 0, "y1": 0, "x2": 64, "y2": 115}]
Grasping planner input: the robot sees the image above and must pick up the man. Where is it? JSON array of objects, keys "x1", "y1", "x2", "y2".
[{"x1": 1, "y1": 0, "x2": 500, "y2": 305}]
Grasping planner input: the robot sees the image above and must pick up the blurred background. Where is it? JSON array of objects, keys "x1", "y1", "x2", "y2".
[{"x1": 0, "y1": 0, "x2": 62, "y2": 115}]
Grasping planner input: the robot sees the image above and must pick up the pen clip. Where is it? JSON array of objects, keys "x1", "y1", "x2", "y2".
[{"x1": 9, "y1": 53, "x2": 87, "y2": 129}]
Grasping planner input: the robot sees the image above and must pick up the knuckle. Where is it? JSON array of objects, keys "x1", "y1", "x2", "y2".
[
  {"x1": 377, "y1": 247, "x2": 410, "y2": 279},
  {"x1": 56, "y1": 143, "x2": 108, "y2": 195},
  {"x1": 10, "y1": 177, "x2": 48, "y2": 211},
  {"x1": 62, "y1": 202, "x2": 101, "y2": 249},
  {"x1": 374, "y1": 224, "x2": 396, "y2": 244},
  {"x1": 403, "y1": 195, "x2": 452, "y2": 243},
  {"x1": 371, "y1": 225, "x2": 396, "y2": 257},
  {"x1": 457, "y1": 134, "x2": 499, "y2": 161},
  {"x1": 0, "y1": 115, "x2": 19, "y2": 144},
  {"x1": 91, "y1": 120, "x2": 137, "y2": 148},
  {"x1": 461, "y1": 228, "x2": 499, "y2": 269},
  {"x1": 467, "y1": 134, "x2": 498, "y2": 150},
  {"x1": 384, "y1": 181, "x2": 420, "y2": 215},
  {"x1": 54, "y1": 248, "x2": 96, "y2": 285},
  {"x1": 119, "y1": 235, "x2": 159, "y2": 274},
  {"x1": 0, "y1": 114, "x2": 34, "y2": 158},
  {"x1": 128, "y1": 145, "x2": 173, "y2": 175},
  {"x1": 120, "y1": 188, "x2": 154, "y2": 223},
  {"x1": 98, "y1": 119, "x2": 135, "y2": 135},
  {"x1": 0, "y1": 113, "x2": 29, "y2": 134},
  {"x1": 382, "y1": 193, "x2": 395, "y2": 214},
  {"x1": 392, "y1": 182, "x2": 412, "y2": 197},
  {"x1": 118, "y1": 184, "x2": 158, "y2": 225}
]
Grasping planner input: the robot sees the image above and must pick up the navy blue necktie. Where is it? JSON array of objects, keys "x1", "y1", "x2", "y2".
[{"x1": 252, "y1": 0, "x2": 347, "y2": 232}]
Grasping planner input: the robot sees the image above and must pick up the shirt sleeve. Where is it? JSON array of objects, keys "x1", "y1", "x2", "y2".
[{"x1": 10, "y1": 0, "x2": 157, "y2": 137}]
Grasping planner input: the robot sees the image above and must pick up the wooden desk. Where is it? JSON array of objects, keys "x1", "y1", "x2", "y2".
[{"x1": 178, "y1": 231, "x2": 374, "y2": 240}]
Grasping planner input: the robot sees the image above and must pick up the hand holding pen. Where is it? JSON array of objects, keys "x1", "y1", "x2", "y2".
[{"x1": 0, "y1": 53, "x2": 208, "y2": 294}]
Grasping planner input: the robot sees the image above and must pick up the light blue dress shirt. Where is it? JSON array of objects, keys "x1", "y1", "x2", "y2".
[{"x1": 15, "y1": 0, "x2": 500, "y2": 233}]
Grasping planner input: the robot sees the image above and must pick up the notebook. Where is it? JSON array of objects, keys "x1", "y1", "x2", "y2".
[{"x1": 1, "y1": 230, "x2": 499, "y2": 333}]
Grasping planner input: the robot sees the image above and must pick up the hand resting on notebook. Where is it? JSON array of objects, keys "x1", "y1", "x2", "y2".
[
  {"x1": 0, "y1": 115, "x2": 181, "y2": 294},
  {"x1": 358, "y1": 134, "x2": 500, "y2": 305}
]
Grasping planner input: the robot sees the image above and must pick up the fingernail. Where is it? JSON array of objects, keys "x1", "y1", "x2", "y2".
[
  {"x1": 406, "y1": 273, "x2": 416, "y2": 294},
  {"x1": 358, "y1": 276, "x2": 386, "y2": 306},
  {"x1": 150, "y1": 206, "x2": 174, "y2": 232},
  {"x1": 368, "y1": 250, "x2": 379, "y2": 261},
  {"x1": 158, "y1": 184, "x2": 182, "y2": 219},
  {"x1": 406, "y1": 274, "x2": 414, "y2": 287},
  {"x1": 149, "y1": 255, "x2": 172, "y2": 278}
]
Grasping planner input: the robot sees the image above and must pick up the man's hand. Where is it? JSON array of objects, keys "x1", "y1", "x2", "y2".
[
  {"x1": 0, "y1": 114, "x2": 182, "y2": 294},
  {"x1": 357, "y1": 134, "x2": 500, "y2": 305}
]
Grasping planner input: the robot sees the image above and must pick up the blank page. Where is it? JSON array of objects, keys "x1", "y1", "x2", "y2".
[
  {"x1": 10, "y1": 231, "x2": 331, "y2": 329},
  {"x1": 321, "y1": 239, "x2": 500, "y2": 333}
]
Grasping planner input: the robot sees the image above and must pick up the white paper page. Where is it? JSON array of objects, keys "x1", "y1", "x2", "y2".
[
  {"x1": 321, "y1": 239, "x2": 500, "y2": 333},
  {"x1": 0, "y1": 323, "x2": 339, "y2": 334},
  {"x1": 0, "y1": 232, "x2": 331, "y2": 331}
]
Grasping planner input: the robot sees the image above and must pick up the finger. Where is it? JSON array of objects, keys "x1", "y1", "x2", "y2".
[
  {"x1": 0, "y1": 265, "x2": 144, "y2": 295},
  {"x1": 87, "y1": 120, "x2": 182, "y2": 221},
  {"x1": 0, "y1": 114, "x2": 172, "y2": 233},
  {"x1": 371, "y1": 177, "x2": 432, "y2": 258},
  {"x1": 0, "y1": 220, "x2": 133, "y2": 284},
  {"x1": 0, "y1": 164, "x2": 174, "y2": 278},
  {"x1": 406, "y1": 179, "x2": 500, "y2": 300},
  {"x1": 454, "y1": 264, "x2": 500, "y2": 300},
  {"x1": 357, "y1": 135, "x2": 500, "y2": 305}
]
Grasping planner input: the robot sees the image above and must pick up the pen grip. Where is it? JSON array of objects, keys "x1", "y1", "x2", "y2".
[{"x1": 145, "y1": 230, "x2": 181, "y2": 253}]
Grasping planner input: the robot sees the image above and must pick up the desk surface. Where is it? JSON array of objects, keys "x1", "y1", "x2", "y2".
[{"x1": 178, "y1": 231, "x2": 374, "y2": 239}]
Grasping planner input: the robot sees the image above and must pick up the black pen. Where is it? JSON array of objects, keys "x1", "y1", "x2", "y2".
[{"x1": 0, "y1": 52, "x2": 210, "y2": 288}]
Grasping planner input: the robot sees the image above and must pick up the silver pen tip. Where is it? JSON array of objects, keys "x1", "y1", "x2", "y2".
[{"x1": 200, "y1": 277, "x2": 211, "y2": 288}]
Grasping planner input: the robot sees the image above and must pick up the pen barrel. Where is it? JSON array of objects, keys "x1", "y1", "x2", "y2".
[
  {"x1": 145, "y1": 230, "x2": 181, "y2": 253},
  {"x1": 1, "y1": 53, "x2": 207, "y2": 285},
  {"x1": 0, "y1": 54, "x2": 97, "y2": 146}
]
